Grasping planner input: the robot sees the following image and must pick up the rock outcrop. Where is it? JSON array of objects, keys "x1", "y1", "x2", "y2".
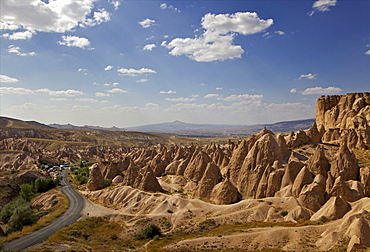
[{"x1": 86, "y1": 164, "x2": 106, "y2": 191}]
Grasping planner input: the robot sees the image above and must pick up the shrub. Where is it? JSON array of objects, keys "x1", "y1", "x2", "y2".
[
  {"x1": 135, "y1": 224, "x2": 162, "y2": 240},
  {"x1": 320, "y1": 216, "x2": 330, "y2": 223},
  {"x1": 20, "y1": 183, "x2": 35, "y2": 201},
  {"x1": 0, "y1": 198, "x2": 28, "y2": 223},
  {"x1": 104, "y1": 179, "x2": 112, "y2": 187},
  {"x1": 281, "y1": 211, "x2": 289, "y2": 217}
]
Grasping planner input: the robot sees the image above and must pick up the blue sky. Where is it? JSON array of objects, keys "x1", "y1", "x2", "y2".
[{"x1": 1, "y1": 0, "x2": 369, "y2": 127}]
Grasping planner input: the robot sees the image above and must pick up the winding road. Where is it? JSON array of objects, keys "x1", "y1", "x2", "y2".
[{"x1": 3, "y1": 168, "x2": 85, "y2": 252}]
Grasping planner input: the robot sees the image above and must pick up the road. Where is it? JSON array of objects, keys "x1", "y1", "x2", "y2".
[{"x1": 3, "y1": 168, "x2": 85, "y2": 252}]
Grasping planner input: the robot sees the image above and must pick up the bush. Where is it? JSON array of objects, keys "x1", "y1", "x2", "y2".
[
  {"x1": 104, "y1": 179, "x2": 112, "y2": 187},
  {"x1": 0, "y1": 198, "x2": 28, "y2": 223},
  {"x1": 20, "y1": 183, "x2": 35, "y2": 201},
  {"x1": 320, "y1": 216, "x2": 330, "y2": 223},
  {"x1": 135, "y1": 224, "x2": 162, "y2": 240}
]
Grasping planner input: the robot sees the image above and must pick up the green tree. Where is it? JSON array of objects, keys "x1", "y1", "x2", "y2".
[
  {"x1": 0, "y1": 198, "x2": 28, "y2": 224},
  {"x1": 135, "y1": 224, "x2": 162, "y2": 240},
  {"x1": 7, "y1": 204, "x2": 37, "y2": 233},
  {"x1": 34, "y1": 178, "x2": 55, "y2": 193},
  {"x1": 19, "y1": 183, "x2": 35, "y2": 201}
]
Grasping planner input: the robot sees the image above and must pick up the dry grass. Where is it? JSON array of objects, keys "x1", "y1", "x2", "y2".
[
  {"x1": 146, "y1": 220, "x2": 319, "y2": 252},
  {"x1": 1, "y1": 188, "x2": 69, "y2": 243},
  {"x1": 27, "y1": 217, "x2": 146, "y2": 252},
  {"x1": 353, "y1": 148, "x2": 370, "y2": 168}
]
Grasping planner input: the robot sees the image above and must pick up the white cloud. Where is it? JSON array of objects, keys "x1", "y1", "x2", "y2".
[
  {"x1": 275, "y1": 30, "x2": 285, "y2": 35},
  {"x1": 299, "y1": 73, "x2": 318, "y2": 80},
  {"x1": 160, "y1": 90, "x2": 176, "y2": 94},
  {"x1": 95, "y1": 92, "x2": 110, "y2": 97},
  {"x1": 107, "y1": 88, "x2": 128, "y2": 94},
  {"x1": 78, "y1": 68, "x2": 87, "y2": 72},
  {"x1": 8, "y1": 45, "x2": 36, "y2": 56},
  {"x1": 10, "y1": 102, "x2": 37, "y2": 110},
  {"x1": 204, "y1": 94, "x2": 221, "y2": 99},
  {"x1": 37, "y1": 88, "x2": 84, "y2": 97},
  {"x1": 0, "y1": 87, "x2": 34, "y2": 95},
  {"x1": 365, "y1": 50, "x2": 370, "y2": 55},
  {"x1": 0, "y1": 75, "x2": 19, "y2": 83},
  {"x1": 103, "y1": 82, "x2": 119, "y2": 87},
  {"x1": 165, "y1": 97, "x2": 196, "y2": 102},
  {"x1": 216, "y1": 87, "x2": 223, "y2": 90},
  {"x1": 160, "y1": 3, "x2": 180, "y2": 12},
  {"x1": 218, "y1": 94, "x2": 263, "y2": 102},
  {"x1": 137, "y1": 79, "x2": 148, "y2": 83},
  {"x1": 143, "y1": 44, "x2": 157, "y2": 51},
  {"x1": 117, "y1": 67, "x2": 157, "y2": 76},
  {"x1": 1, "y1": 0, "x2": 111, "y2": 40},
  {"x1": 301, "y1": 86, "x2": 343, "y2": 95},
  {"x1": 165, "y1": 12, "x2": 273, "y2": 62},
  {"x1": 50, "y1": 98, "x2": 68, "y2": 101},
  {"x1": 104, "y1": 65, "x2": 113, "y2": 71},
  {"x1": 290, "y1": 88, "x2": 297, "y2": 93},
  {"x1": 58, "y1": 35, "x2": 91, "y2": 49},
  {"x1": 313, "y1": 0, "x2": 337, "y2": 12},
  {"x1": 138, "y1": 18, "x2": 155, "y2": 28},
  {"x1": 309, "y1": 0, "x2": 337, "y2": 16},
  {"x1": 75, "y1": 98, "x2": 98, "y2": 102},
  {"x1": 2, "y1": 30, "x2": 35, "y2": 40},
  {"x1": 109, "y1": 0, "x2": 121, "y2": 10},
  {"x1": 82, "y1": 8, "x2": 110, "y2": 27}
]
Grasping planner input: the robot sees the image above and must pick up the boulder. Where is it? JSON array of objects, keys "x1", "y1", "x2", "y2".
[
  {"x1": 112, "y1": 175, "x2": 124, "y2": 184},
  {"x1": 211, "y1": 178, "x2": 240, "y2": 205}
]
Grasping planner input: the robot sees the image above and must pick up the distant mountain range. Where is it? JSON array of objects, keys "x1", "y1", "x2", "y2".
[{"x1": 49, "y1": 119, "x2": 316, "y2": 137}]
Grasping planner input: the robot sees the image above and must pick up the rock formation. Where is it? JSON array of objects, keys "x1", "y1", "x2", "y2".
[{"x1": 86, "y1": 164, "x2": 106, "y2": 191}]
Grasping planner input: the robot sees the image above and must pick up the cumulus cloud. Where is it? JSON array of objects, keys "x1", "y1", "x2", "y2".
[
  {"x1": 160, "y1": 90, "x2": 176, "y2": 94},
  {"x1": 290, "y1": 88, "x2": 297, "y2": 93},
  {"x1": 58, "y1": 35, "x2": 91, "y2": 49},
  {"x1": 117, "y1": 67, "x2": 156, "y2": 76},
  {"x1": 137, "y1": 79, "x2": 148, "y2": 83},
  {"x1": 104, "y1": 65, "x2": 113, "y2": 71},
  {"x1": 301, "y1": 86, "x2": 343, "y2": 95},
  {"x1": 1, "y1": 0, "x2": 111, "y2": 40},
  {"x1": 365, "y1": 50, "x2": 370, "y2": 55},
  {"x1": 2, "y1": 30, "x2": 36, "y2": 40},
  {"x1": 107, "y1": 88, "x2": 128, "y2": 94},
  {"x1": 0, "y1": 87, "x2": 34, "y2": 95},
  {"x1": 50, "y1": 98, "x2": 68, "y2": 101},
  {"x1": 143, "y1": 44, "x2": 157, "y2": 51},
  {"x1": 138, "y1": 18, "x2": 155, "y2": 28},
  {"x1": 165, "y1": 97, "x2": 196, "y2": 102},
  {"x1": 78, "y1": 68, "x2": 87, "y2": 72},
  {"x1": 109, "y1": 0, "x2": 121, "y2": 10},
  {"x1": 82, "y1": 9, "x2": 111, "y2": 27},
  {"x1": 165, "y1": 12, "x2": 273, "y2": 62},
  {"x1": 299, "y1": 73, "x2": 317, "y2": 80},
  {"x1": 0, "y1": 75, "x2": 19, "y2": 83}
]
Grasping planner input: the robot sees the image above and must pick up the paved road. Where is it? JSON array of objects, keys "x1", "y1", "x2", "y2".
[{"x1": 3, "y1": 169, "x2": 85, "y2": 252}]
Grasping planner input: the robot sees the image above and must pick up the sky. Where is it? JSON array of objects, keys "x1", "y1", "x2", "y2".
[{"x1": 0, "y1": 0, "x2": 369, "y2": 128}]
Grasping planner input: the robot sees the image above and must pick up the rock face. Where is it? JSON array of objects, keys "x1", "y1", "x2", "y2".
[
  {"x1": 310, "y1": 196, "x2": 351, "y2": 221},
  {"x1": 316, "y1": 92, "x2": 370, "y2": 148},
  {"x1": 330, "y1": 144, "x2": 359, "y2": 181},
  {"x1": 211, "y1": 178, "x2": 240, "y2": 205},
  {"x1": 86, "y1": 164, "x2": 106, "y2": 191},
  {"x1": 192, "y1": 163, "x2": 222, "y2": 201}
]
